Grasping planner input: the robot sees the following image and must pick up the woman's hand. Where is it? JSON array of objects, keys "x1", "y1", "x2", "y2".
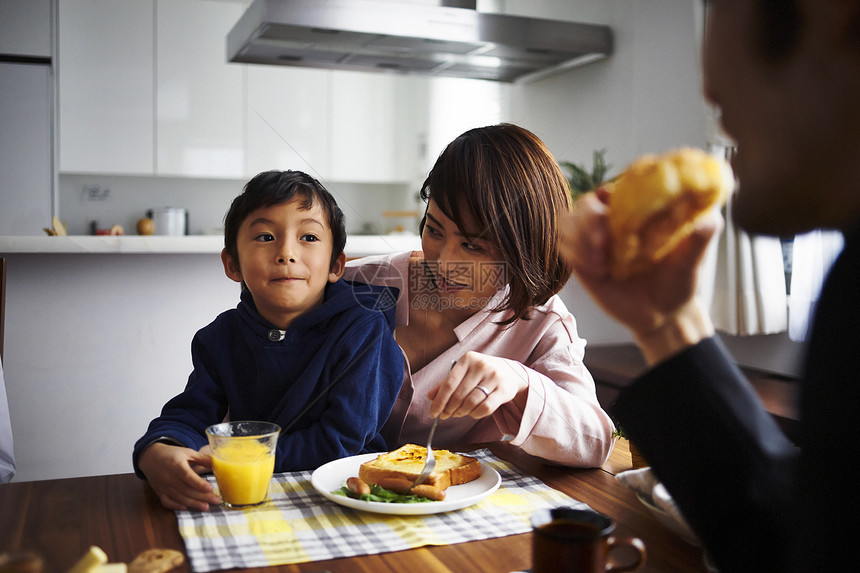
[
  {"x1": 138, "y1": 442, "x2": 220, "y2": 511},
  {"x1": 428, "y1": 351, "x2": 529, "y2": 420},
  {"x1": 559, "y1": 189, "x2": 720, "y2": 364}
]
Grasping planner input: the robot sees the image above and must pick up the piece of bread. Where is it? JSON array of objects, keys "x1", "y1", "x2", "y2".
[
  {"x1": 128, "y1": 549, "x2": 184, "y2": 573},
  {"x1": 358, "y1": 444, "x2": 481, "y2": 490},
  {"x1": 606, "y1": 147, "x2": 734, "y2": 279}
]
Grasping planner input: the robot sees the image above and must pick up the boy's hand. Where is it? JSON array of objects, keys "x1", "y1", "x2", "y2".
[
  {"x1": 193, "y1": 444, "x2": 214, "y2": 474},
  {"x1": 138, "y1": 442, "x2": 221, "y2": 511}
]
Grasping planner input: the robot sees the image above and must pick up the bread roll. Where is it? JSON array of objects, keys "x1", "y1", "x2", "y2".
[{"x1": 606, "y1": 147, "x2": 733, "y2": 279}]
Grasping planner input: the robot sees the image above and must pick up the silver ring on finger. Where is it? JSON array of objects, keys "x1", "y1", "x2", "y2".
[{"x1": 474, "y1": 384, "x2": 491, "y2": 397}]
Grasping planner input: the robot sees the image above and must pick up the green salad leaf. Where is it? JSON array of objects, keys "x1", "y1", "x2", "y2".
[{"x1": 332, "y1": 484, "x2": 436, "y2": 503}]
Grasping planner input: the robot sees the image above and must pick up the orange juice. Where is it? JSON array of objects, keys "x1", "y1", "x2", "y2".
[{"x1": 211, "y1": 438, "x2": 275, "y2": 506}]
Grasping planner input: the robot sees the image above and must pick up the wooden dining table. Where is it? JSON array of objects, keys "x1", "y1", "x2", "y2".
[{"x1": 0, "y1": 440, "x2": 709, "y2": 572}]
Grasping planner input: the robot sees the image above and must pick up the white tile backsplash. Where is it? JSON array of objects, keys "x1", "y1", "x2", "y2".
[{"x1": 58, "y1": 173, "x2": 421, "y2": 237}]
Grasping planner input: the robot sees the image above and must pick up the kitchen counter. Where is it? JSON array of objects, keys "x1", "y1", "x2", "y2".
[
  {"x1": 0, "y1": 234, "x2": 421, "y2": 257},
  {"x1": 0, "y1": 231, "x2": 421, "y2": 482}
]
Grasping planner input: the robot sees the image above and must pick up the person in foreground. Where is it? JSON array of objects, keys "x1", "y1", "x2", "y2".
[
  {"x1": 133, "y1": 170, "x2": 403, "y2": 511},
  {"x1": 344, "y1": 123, "x2": 615, "y2": 468},
  {"x1": 559, "y1": 1, "x2": 860, "y2": 571}
]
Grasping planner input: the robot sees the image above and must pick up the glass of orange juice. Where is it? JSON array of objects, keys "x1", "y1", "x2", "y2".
[{"x1": 206, "y1": 421, "x2": 281, "y2": 508}]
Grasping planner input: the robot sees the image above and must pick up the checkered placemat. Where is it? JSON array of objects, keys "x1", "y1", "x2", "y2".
[{"x1": 176, "y1": 449, "x2": 588, "y2": 572}]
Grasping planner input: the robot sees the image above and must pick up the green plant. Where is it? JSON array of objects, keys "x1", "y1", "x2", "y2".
[{"x1": 559, "y1": 149, "x2": 613, "y2": 201}]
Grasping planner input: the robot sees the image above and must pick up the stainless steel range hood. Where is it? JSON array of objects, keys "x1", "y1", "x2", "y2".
[{"x1": 227, "y1": 0, "x2": 613, "y2": 83}]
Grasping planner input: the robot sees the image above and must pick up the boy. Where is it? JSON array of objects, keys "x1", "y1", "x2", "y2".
[{"x1": 133, "y1": 170, "x2": 403, "y2": 511}]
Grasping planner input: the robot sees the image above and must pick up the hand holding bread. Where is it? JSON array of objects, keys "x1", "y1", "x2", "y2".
[
  {"x1": 605, "y1": 147, "x2": 733, "y2": 279},
  {"x1": 560, "y1": 148, "x2": 725, "y2": 364}
]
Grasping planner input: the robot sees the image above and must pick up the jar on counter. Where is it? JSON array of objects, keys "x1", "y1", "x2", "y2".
[{"x1": 150, "y1": 207, "x2": 188, "y2": 236}]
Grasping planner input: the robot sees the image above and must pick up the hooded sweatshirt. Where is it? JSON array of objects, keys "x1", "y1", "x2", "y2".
[{"x1": 133, "y1": 279, "x2": 403, "y2": 475}]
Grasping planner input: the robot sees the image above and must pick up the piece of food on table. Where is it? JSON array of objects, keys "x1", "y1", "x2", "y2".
[
  {"x1": 68, "y1": 546, "x2": 109, "y2": 573},
  {"x1": 605, "y1": 147, "x2": 734, "y2": 279},
  {"x1": 358, "y1": 443, "x2": 481, "y2": 490},
  {"x1": 0, "y1": 551, "x2": 45, "y2": 573},
  {"x1": 127, "y1": 549, "x2": 184, "y2": 573}
]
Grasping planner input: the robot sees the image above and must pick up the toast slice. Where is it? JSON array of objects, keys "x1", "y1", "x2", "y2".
[{"x1": 358, "y1": 444, "x2": 481, "y2": 490}]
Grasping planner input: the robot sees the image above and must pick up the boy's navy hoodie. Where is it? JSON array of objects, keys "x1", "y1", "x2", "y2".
[{"x1": 133, "y1": 279, "x2": 403, "y2": 475}]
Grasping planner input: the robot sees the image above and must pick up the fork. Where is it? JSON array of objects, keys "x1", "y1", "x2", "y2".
[
  {"x1": 411, "y1": 416, "x2": 438, "y2": 489},
  {"x1": 411, "y1": 360, "x2": 456, "y2": 489}
]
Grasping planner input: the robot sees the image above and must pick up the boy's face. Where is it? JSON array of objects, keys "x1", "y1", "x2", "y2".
[{"x1": 221, "y1": 198, "x2": 345, "y2": 329}]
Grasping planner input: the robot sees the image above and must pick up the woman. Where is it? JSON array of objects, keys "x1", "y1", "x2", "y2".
[{"x1": 344, "y1": 123, "x2": 614, "y2": 467}]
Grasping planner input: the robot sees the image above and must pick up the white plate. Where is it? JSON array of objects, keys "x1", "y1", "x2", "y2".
[{"x1": 311, "y1": 452, "x2": 501, "y2": 515}]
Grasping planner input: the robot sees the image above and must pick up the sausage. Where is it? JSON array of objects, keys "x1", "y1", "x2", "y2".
[
  {"x1": 346, "y1": 476, "x2": 371, "y2": 496},
  {"x1": 375, "y1": 477, "x2": 446, "y2": 501},
  {"x1": 375, "y1": 477, "x2": 415, "y2": 494},
  {"x1": 410, "y1": 484, "x2": 446, "y2": 501}
]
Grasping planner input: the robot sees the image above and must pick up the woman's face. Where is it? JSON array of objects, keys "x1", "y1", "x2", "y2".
[{"x1": 420, "y1": 199, "x2": 507, "y2": 318}]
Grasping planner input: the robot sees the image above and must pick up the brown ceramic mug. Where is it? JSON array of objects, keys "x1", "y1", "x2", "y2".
[{"x1": 531, "y1": 507, "x2": 646, "y2": 573}]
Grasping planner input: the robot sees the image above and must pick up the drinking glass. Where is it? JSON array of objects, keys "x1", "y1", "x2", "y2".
[{"x1": 206, "y1": 421, "x2": 280, "y2": 508}]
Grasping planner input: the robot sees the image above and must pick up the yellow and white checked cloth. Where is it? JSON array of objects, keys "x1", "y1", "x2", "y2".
[{"x1": 176, "y1": 449, "x2": 588, "y2": 572}]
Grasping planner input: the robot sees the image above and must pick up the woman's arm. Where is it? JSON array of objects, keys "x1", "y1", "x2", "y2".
[
  {"x1": 428, "y1": 313, "x2": 616, "y2": 468},
  {"x1": 494, "y1": 338, "x2": 615, "y2": 468}
]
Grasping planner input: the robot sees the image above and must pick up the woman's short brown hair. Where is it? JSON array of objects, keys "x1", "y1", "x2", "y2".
[{"x1": 419, "y1": 123, "x2": 573, "y2": 323}]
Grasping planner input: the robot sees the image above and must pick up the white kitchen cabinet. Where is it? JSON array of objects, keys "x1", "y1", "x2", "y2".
[
  {"x1": 329, "y1": 72, "x2": 418, "y2": 183},
  {"x1": 56, "y1": 0, "x2": 424, "y2": 183},
  {"x1": 245, "y1": 65, "x2": 330, "y2": 181},
  {"x1": 248, "y1": 68, "x2": 422, "y2": 184},
  {"x1": 0, "y1": 0, "x2": 52, "y2": 58},
  {"x1": 156, "y1": 0, "x2": 245, "y2": 178},
  {"x1": 58, "y1": 0, "x2": 155, "y2": 174},
  {"x1": 59, "y1": 0, "x2": 244, "y2": 179},
  {"x1": 0, "y1": 62, "x2": 53, "y2": 235}
]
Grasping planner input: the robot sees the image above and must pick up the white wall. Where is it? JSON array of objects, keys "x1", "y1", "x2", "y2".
[
  {"x1": 506, "y1": 0, "x2": 708, "y2": 187},
  {"x1": 503, "y1": 0, "x2": 805, "y2": 374},
  {"x1": 502, "y1": 0, "x2": 707, "y2": 346},
  {"x1": 2, "y1": 253, "x2": 238, "y2": 481}
]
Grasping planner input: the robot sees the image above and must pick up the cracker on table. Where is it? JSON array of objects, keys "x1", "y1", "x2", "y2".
[{"x1": 128, "y1": 549, "x2": 184, "y2": 573}]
